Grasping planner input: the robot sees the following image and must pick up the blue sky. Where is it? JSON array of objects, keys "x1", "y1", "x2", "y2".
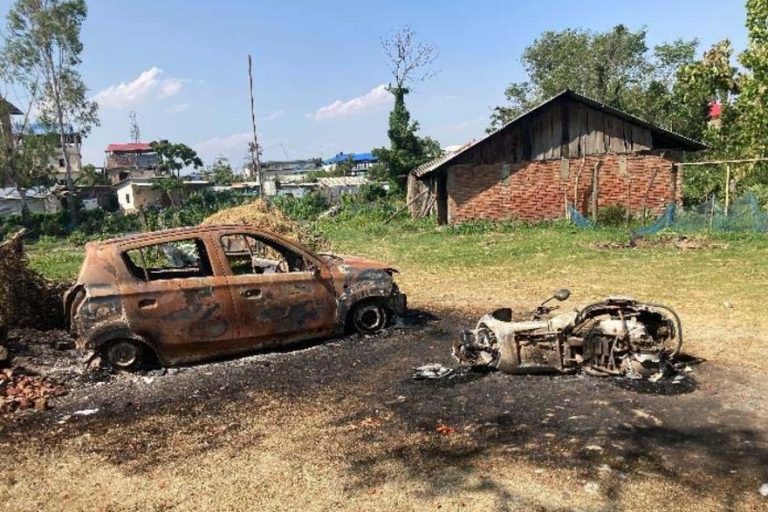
[{"x1": 0, "y1": 0, "x2": 752, "y2": 168}]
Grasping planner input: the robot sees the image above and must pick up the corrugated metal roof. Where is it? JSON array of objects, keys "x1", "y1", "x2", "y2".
[
  {"x1": 324, "y1": 152, "x2": 377, "y2": 165},
  {"x1": 316, "y1": 176, "x2": 369, "y2": 187},
  {"x1": 0, "y1": 186, "x2": 57, "y2": 200},
  {"x1": 413, "y1": 89, "x2": 707, "y2": 178},
  {"x1": 106, "y1": 142, "x2": 153, "y2": 153}
]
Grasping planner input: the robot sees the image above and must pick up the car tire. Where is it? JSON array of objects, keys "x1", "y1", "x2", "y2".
[
  {"x1": 350, "y1": 300, "x2": 389, "y2": 335},
  {"x1": 104, "y1": 339, "x2": 144, "y2": 370}
]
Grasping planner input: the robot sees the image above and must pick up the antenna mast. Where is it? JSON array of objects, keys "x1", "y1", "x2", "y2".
[
  {"x1": 248, "y1": 54, "x2": 263, "y2": 196},
  {"x1": 129, "y1": 111, "x2": 140, "y2": 143}
]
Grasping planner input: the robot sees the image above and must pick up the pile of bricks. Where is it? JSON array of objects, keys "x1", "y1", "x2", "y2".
[{"x1": 0, "y1": 368, "x2": 67, "y2": 413}]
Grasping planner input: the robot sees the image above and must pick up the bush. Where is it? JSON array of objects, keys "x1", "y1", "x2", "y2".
[
  {"x1": 270, "y1": 193, "x2": 330, "y2": 221},
  {"x1": 598, "y1": 205, "x2": 630, "y2": 227}
]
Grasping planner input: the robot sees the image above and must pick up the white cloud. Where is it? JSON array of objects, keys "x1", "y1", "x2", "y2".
[
  {"x1": 94, "y1": 67, "x2": 185, "y2": 109},
  {"x1": 196, "y1": 132, "x2": 255, "y2": 163},
  {"x1": 261, "y1": 110, "x2": 284, "y2": 122},
  {"x1": 311, "y1": 84, "x2": 391, "y2": 120}
]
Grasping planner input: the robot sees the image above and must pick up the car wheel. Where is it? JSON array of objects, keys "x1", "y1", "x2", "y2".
[
  {"x1": 105, "y1": 339, "x2": 144, "y2": 370},
  {"x1": 350, "y1": 300, "x2": 389, "y2": 335}
]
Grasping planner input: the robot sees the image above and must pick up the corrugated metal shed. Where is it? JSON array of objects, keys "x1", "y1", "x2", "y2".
[{"x1": 316, "y1": 176, "x2": 369, "y2": 188}]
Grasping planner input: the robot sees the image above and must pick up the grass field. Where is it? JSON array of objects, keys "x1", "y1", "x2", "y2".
[
  {"x1": 26, "y1": 221, "x2": 768, "y2": 369},
  {"x1": 12, "y1": 220, "x2": 768, "y2": 511}
]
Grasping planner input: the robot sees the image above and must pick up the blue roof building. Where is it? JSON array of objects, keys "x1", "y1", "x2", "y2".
[{"x1": 323, "y1": 152, "x2": 378, "y2": 165}]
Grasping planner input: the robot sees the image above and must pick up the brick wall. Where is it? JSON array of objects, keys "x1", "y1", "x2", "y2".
[{"x1": 446, "y1": 154, "x2": 681, "y2": 224}]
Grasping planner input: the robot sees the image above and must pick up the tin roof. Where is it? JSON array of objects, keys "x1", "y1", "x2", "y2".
[
  {"x1": 106, "y1": 142, "x2": 153, "y2": 153},
  {"x1": 324, "y1": 152, "x2": 377, "y2": 165},
  {"x1": 316, "y1": 176, "x2": 369, "y2": 187},
  {"x1": 413, "y1": 89, "x2": 707, "y2": 178}
]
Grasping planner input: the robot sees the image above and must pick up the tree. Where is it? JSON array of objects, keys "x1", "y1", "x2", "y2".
[
  {"x1": 75, "y1": 163, "x2": 109, "y2": 186},
  {"x1": 374, "y1": 27, "x2": 442, "y2": 191},
  {"x1": 733, "y1": 0, "x2": 768, "y2": 158},
  {"x1": 489, "y1": 25, "x2": 700, "y2": 135},
  {"x1": 3, "y1": 0, "x2": 100, "y2": 226},
  {"x1": 149, "y1": 140, "x2": 203, "y2": 208},
  {"x1": 150, "y1": 140, "x2": 203, "y2": 178},
  {"x1": 203, "y1": 157, "x2": 235, "y2": 185}
]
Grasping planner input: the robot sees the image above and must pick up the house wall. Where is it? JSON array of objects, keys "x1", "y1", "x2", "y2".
[
  {"x1": 117, "y1": 185, "x2": 164, "y2": 212},
  {"x1": 446, "y1": 153, "x2": 680, "y2": 224}
]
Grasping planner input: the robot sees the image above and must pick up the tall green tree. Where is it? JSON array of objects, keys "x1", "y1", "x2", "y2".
[
  {"x1": 203, "y1": 157, "x2": 235, "y2": 185},
  {"x1": 733, "y1": 0, "x2": 768, "y2": 157},
  {"x1": 3, "y1": 0, "x2": 99, "y2": 225},
  {"x1": 489, "y1": 25, "x2": 700, "y2": 135},
  {"x1": 151, "y1": 140, "x2": 203, "y2": 178},
  {"x1": 373, "y1": 27, "x2": 442, "y2": 191},
  {"x1": 150, "y1": 140, "x2": 204, "y2": 208}
]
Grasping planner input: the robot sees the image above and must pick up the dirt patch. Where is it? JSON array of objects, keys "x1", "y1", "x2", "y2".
[
  {"x1": 0, "y1": 231, "x2": 68, "y2": 330},
  {"x1": 594, "y1": 234, "x2": 722, "y2": 251}
]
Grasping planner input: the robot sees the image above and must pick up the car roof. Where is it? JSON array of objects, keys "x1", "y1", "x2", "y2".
[{"x1": 95, "y1": 224, "x2": 290, "y2": 247}]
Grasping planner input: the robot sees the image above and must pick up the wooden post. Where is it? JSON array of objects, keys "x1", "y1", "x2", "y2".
[
  {"x1": 724, "y1": 164, "x2": 731, "y2": 217},
  {"x1": 590, "y1": 162, "x2": 600, "y2": 222}
]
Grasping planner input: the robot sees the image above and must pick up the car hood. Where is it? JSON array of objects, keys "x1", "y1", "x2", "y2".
[{"x1": 319, "y1": 253, "x2": 398, "y2": 274}]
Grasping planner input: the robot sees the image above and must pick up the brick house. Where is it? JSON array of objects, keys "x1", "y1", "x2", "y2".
[
  {"x1": 104, "y1": 142, "x2": 159, "y2": 184},
  {"x1": 408, "y1": 90, "x2": 705, "y2": 224}
]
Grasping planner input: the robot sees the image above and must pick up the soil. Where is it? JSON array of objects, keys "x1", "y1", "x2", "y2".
[{"x1": 0, "y1": 308, "x2": 766, "y2": 510}]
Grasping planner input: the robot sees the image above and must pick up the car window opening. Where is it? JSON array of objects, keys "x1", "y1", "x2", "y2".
[
  {"x1": 123, "y1": 238, "x2": 213, "y2": 281},
  {"x1": 220, "y1": 234, "x2": 309, "y2": 275}
]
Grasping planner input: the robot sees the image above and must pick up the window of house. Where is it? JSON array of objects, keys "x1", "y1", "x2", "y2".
[
  {"x1": 220, "y1": 234, "x2": 309, "y2": 275},
  {"x1": 123, "y1": 238, "x2": 212, "y2": 281},
  {"x1": 125, "y1": 193, "x2": 131, "y2": 204},
  {"x1": 58, "y1": 158, "x2": 65, "y2": 168}
]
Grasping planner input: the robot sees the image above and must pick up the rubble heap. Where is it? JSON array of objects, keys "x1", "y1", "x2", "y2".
[
  {"x1": 0, "y1": 368, "x2": 67, "y2": 413},
  {"x1": 0, "y1": 230, "x2": 67, "y2": 331}
]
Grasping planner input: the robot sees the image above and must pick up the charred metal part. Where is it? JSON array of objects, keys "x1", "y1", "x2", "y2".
[
  {"x1": 453, "y1": 291, "x2": 683, "y2": 380},
  {"x1": 66, "y1": 225, "x2": 406, "y2": 369}
]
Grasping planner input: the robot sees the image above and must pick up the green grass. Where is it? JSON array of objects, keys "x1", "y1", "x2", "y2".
[
  {"x1": 25, "y1": 237, "x2": 84, "y2": 282},
  {"x1": 24, "y1": 218, "x2": 768, "y2": 368}
]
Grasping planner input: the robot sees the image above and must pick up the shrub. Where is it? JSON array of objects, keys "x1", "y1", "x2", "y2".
[{"x1": 598, "y1": 205, "x2": 630, "y2": 227}]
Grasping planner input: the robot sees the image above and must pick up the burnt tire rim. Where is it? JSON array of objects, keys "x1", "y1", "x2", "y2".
[
  {"x1": 353, "y1": 304, "x2": 387, "y2": 334},
  {"x1": 106, "y1": 340, "x2": 142, "y2": 369}
]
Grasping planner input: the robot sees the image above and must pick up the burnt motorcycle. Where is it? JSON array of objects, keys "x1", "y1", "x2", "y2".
[{"x1": 452, "y1": 290, "x2": 683, "y2": 379}]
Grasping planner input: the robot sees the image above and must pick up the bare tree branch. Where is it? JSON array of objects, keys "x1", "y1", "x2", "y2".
[{"x1": 381, "y1": 26, "x2": 438, "y2": 90}]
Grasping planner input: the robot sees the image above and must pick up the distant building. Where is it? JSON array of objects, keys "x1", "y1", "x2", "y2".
[
  {"x1": 323, "y1": 152, "x2": 378, "y2": 175},
  {"x1": 115, "y1": 178, "x2": 211, "y2": 212},
  {"x1": 260, "y1": 159, "x2": 321, "y2": 183},
  {"x1": 51, "y1": 132, "x2": 83, "y2": 185},
  {"x1": 0, "y1": 186, "x2": 61, "y2": 216},
  {"x1": 77, "y1": 185, "x2": 115, "y2": 211},
  {"x1": 105, "y1": 142, "x2": 159, "y2": 184},
  {"x1": 0, "y1": 99, "x2": 22, "y2": 155},
  {"x1": 316, "y1": 176, "x2": 370, "y2": 202}
]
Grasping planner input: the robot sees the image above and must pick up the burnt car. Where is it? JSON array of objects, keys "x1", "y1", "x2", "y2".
[
  {"x1": 453, "y1": 289, "x2": 683, "y2": 379},
  {"x1": 64, "y1": 225, "x2": 406, "y2": 369}
]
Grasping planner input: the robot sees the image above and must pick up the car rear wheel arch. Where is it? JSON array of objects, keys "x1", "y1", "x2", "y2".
[{"x1": 88, "y1": 325, "x2": 162, "y2": 369}]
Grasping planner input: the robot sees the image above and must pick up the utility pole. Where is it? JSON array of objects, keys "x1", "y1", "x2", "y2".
[{"x1": 248, "y1": 54, "x2": 263, "y2": 196}]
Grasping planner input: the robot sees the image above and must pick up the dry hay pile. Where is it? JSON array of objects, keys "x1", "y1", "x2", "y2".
[
  {"x1": 0, "y1": 230, "x2": 67, "y2": 331},
  {"x1": 201, "y1": 199, "x2": 326, "y2": 249}
]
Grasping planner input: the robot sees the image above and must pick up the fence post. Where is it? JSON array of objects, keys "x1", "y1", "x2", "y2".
[{"x1": 724, "y1": 164, "x2": 731, "y2": 217}]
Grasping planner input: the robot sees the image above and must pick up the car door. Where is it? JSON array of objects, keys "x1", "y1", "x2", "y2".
[
  {"x1": 217, "y1": 232, "x2": 337, "y2": 349},
  {"x1": 117, "y1": 235, "x2": 238, "y2": 364}
]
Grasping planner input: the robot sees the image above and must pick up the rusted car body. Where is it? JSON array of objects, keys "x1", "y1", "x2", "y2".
[
  {"x1": 64, "y1": 225, "x2": 406, "y2": 369},
  {"x1": 453, "y1": 290, "x2": 683, "y2": 379}
]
